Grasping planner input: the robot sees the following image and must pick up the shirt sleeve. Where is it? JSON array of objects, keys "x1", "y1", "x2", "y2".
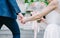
[{"x1": 8, "y1": 0, "x2": 21, "y2": 14}]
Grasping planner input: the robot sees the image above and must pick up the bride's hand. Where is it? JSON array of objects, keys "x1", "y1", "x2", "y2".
[
  {"x1": 40, "y1": 18, "x2": 48, "y2": 24},
  {"x1": 20, "y1": 18, "x2": 27, "y2": 24}
]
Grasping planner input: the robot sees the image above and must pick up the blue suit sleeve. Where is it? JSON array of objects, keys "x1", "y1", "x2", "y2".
[{"x1": 8, "y1": 0, "x2": 21, "y2": 14}]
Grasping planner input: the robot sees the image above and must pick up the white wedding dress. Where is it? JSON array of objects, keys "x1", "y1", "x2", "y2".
[{"x1": 44, "y1": 0, "x2": 60, "y2": 38}]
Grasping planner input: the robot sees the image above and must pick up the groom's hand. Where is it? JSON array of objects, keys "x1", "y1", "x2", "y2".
[
  {"x1": 20, "y1": 18, "x2": 26, "y2": 24},
  {"x1": 17, "y1": 13, "x2": 26, "y2": 24},
  {"x1": 17, "y1": 13, "x2": 24, "y2": 20},
  {"x1": 17, "y1": 13, "x2": 25, "y2": 24}
]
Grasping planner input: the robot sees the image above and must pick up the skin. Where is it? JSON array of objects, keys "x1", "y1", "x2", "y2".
[
  {"x1": 18, "y1": 13, "x2": 24, "y2": 20},
  {"x1": 21, "y1": 0, "x2": 58, "y2": 24},
  {"x1": 47, "y1": 0, "x2": 52, "y2": 3}
]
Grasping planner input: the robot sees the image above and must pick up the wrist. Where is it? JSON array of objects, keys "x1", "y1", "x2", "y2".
[
  {"x1": 17, "y1": 13, "x2": 21, "y2": 15},
  {"x1": 25, "y1": 19, "x2": 28, "y2": 22},
  {"x1": 18, "y1": 13, "x2": 22, "y2": 15},
  {"x1": 18, "y1": 13, "x2": 23, "y2": 17},
  {"x1": 25, "y1": 18, "x2": 30, "y2": 22}
]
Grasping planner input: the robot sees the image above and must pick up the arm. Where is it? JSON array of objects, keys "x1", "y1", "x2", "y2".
[
  {"x1": 25, "y1": 0, "x2": 58, "y2": 22},
  {"x1": 8, "y1": 0, "x2": 21, "y2": 14}
]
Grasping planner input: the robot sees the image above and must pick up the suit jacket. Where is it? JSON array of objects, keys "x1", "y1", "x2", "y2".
[{"x1": 0, "y1": 0, "x2": 21, "y2": 19}]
